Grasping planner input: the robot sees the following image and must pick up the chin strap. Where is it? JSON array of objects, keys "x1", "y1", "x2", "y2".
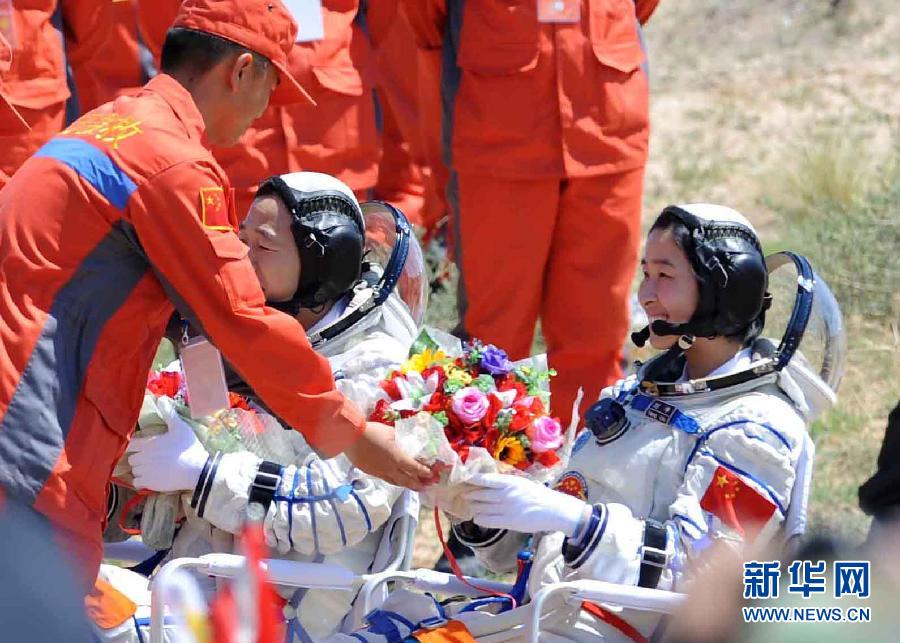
[
  {"x1": 631, "y1": 322, "x2": 701, "y2": 349},
  {"x1": 639, "y1": 334, "x2": 696, "y2": 385}
]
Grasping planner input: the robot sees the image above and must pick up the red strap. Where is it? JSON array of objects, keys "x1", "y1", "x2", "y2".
[
  {"x1": 581, "y1": 601, "x2": 648, "y2": 643},
  {"x1": 118, "y1": 489, "x2": 150, "y2": 536},
  {"x1": 433, "y1": 506, "x2": 517, "y2": 609}
]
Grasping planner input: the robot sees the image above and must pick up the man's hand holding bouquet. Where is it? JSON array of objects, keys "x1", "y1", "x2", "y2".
[{"x1": 368, "y1": 328, "x2": 581, "y2": 521}]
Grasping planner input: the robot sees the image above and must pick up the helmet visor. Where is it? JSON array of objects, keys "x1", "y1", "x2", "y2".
[
  {"x1": 763, "y1": 251, "x2": 847, "y2": 393},
  {"x1": 360, "y1": 201, "x2": 429, "y2": 326}
]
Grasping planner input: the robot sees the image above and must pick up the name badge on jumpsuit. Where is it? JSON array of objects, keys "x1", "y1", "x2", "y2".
[
  {"x1": 537, "y1": 0, "x2": 581, "y2": 24},
  {"x1": 283, "y1": 0, "x2": 325, "y2": 42}
]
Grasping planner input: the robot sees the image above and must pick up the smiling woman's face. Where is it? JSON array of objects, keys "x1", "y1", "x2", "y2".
[
  {"x1": 239, "y1": 194, "x2": 300, "y2": 302},
  {"x1": 637, "y1": 226, "x2": 701, "y2": 350}
]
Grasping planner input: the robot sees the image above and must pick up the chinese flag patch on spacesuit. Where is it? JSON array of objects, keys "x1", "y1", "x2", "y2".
[
  {"x1": 700, "y1": 465, "x2": 777, "y2": 539},
  {"x1": 199, "y1": 186, "x2": 232, "y2": 231}
]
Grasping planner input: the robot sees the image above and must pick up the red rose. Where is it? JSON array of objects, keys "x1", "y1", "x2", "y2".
[
  {"x1": 456, "y1": 444, "x2": 471, "y2": 463},
  {"x1": 369, "y1": 399, "x2": 397, "y2": 426},
  {"x1": 379, "y1": 373, "x2": 404, "y2": 401},
  {"x1": 228, "y1": 392, "x2": 251, "y2": 411},
  {"x1": 147, "y1": 371, "x2": 181, "y2": 398},
  {"x1": 421, "y1": 365, "x2": 448, "y2": 391},
  {"x1": 423, "y1": 391, "x2": 448, "y2": 414},
  {"x1": 462, "y1": 427, "x2": 483, "y2": 445},
  {"x1": 514, "y1": 459, "x2": 531, "y2": 471},
  {"x1": 535, "y1": 450, "x2": 560, "y2": 467},
  {"x1": 484, "y1": 394, "x2": 504, "y2": 428},
  {"x1": 446, "y1": 408, "x2": 466, "y2": 433},
  {"x1": 483, "y1": 427, "x2": 500, "y2": 455},
  {"x1": 444, "y1": 419, "x2": 463, "y2": 443},
  {"x1": 510, "y1": 397, "x2": 546, "y2": 432},
  {"x1": 496, "y1": 373, "x2": 516, "y2": 391}
]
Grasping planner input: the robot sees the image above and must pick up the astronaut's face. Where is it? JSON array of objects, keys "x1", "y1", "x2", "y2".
[
  {"x1": 240, "y1": 194, "x2": 301, "y2": 303},
  {"x1": 638, "y1": 227, "x2": 700, "y2": 350}
]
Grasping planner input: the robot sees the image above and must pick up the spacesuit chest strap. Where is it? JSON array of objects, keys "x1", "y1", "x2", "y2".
[{"x1": 629, "y1": 394, "x2": 702, "y2": 435}]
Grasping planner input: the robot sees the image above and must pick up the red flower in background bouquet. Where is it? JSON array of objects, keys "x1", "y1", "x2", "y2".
[{"x1": 369, "y1": 329, "x2": 580, "y2": 498}]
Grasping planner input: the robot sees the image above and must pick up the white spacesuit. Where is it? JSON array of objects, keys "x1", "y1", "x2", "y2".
[
  {"x1": 331, "y1": 204, "x2": 846, "y2": 642},
  {"x1": 94, "y1": 173, "x2": 429, "y2": 642}
]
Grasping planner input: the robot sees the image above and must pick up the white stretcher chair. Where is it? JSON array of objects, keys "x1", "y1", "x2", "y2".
[{"x1": 144, "y1": 433, "x2": 814, "y2": 642}]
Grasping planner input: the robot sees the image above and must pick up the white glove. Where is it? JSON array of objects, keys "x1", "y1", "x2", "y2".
[
  {"x1": 463, "y1": 473, "x2": 590, "y2": 538},
  {"x1": 127, "y1": 398, "x2": 209, "y2": 492}
]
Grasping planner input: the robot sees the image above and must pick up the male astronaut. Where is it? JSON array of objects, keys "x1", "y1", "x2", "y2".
[
  {"x1": 98, "y1": 173, "x2": 427, "y2": 641},
  {"x1": 334, "y1": 204, "x2": 844, "y2": 641}
]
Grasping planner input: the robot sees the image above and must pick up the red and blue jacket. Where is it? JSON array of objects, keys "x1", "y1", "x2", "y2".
[{"x1": 0, "y1": 74, "x2": 364, "y2": 585}]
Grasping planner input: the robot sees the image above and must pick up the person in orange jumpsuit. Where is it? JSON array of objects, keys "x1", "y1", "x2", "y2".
[
  {"x1": 0, "y1": 0, "x2": 112, "y2": 188},
  {"x1": 367, "y1": 0, "x2": 429, "y2": 230},
  {"x1": 0, "y1": 0, "x2": 430, "y2": 593},
  {"x1": 137, "y1": 0, "x2": 381, "y2": 217},
  {"x1": 72, "y1": 0, "x2": 148, "y2": 113},
  {"x1": 402, "y1": 0, "x2": 660, "y2": 425},
  {"x1": 0, "y1": 32, "x2": 29, "y2": 138}
]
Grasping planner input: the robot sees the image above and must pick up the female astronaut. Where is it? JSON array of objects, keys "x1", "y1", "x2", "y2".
[{"x1": 336, "y1": 203, "x2": 844, "y2": 642}]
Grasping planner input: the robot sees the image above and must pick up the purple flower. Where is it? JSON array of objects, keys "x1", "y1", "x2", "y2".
[{"x1": 480, "y1": 345, "x2": 513, "y2": 376}]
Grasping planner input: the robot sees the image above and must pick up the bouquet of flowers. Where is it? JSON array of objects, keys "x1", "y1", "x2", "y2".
[
  {"x1": 114, "y1": 363, "x2": 293, "y2": 548},
  {"x1": 369, "y1": 328, "x2": 579, "y2": 512}
]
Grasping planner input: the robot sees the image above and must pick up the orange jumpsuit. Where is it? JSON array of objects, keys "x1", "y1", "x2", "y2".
[
  {"x1": 71, "y1": 0, "x2": 145, "y2": 113},
  {"x1": 0, "y1": 0, "x2": 112, "y2": 188},
  {"x1": 0, "y1": 33, "x2": 29, "y2": 137},
  {"x1": 367, "y1": 0, "x2": 430, "y2": 230},
  {"x1": 215, "y1": 0, "x2": 380, "y2": 214},
  {"x1": 0, "y1": 74, "x2": 364, "y2": 589},
  {"x1": 138, "y1": 0, "x2": 381, "y2": 216},
  {"x1": 403, "y1": 0, "x2": 659, "y2": 424}
]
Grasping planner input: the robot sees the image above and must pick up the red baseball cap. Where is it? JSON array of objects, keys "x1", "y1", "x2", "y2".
[
  {"x1": 173, "y1": 0, "x2": 315, "y2": 106},
  {"x1": 0, "y1": 33, "x2": 28, "y2": 134}
]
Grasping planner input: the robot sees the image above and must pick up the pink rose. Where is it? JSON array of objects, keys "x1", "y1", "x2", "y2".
[
  {"x1": 451, "y1": 387, "x2": 489, "y2": 425},
  {"x1": 527, "y1": 416, "x2": 563, "y2": 453}
]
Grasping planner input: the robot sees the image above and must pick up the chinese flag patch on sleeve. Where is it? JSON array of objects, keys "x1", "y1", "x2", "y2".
[
  {"x1": 199, "y1": 186, "x2": 232, "y2": 231},
  {"x1": 700, "y1": 465, "x2": 777, "y2": 539}
]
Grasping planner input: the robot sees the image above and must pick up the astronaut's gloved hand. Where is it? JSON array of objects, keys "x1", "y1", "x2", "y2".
[
  {"x1": 127, "y1": 397, "x2": 209, "y2": 492},
  {"x1": 463, "y1": 473, "x2": 590, "y2": 537}
]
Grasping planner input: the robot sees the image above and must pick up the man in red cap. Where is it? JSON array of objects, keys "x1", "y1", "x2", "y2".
[{"x1": 0, "y1": 0, "x2": 430, "y2": 591}]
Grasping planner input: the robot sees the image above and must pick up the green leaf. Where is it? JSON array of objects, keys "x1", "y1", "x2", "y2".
[
  {"x1": 473, "y1": 374, "x2": 495, "y2": 393},
  {"x1": 409, "y1": 328, "x2": 440, "y2": 358}
]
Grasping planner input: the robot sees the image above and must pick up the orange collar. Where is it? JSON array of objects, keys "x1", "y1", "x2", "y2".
[{"x1": 141, "y1": 73, "x2": 207, "y2": 141}]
